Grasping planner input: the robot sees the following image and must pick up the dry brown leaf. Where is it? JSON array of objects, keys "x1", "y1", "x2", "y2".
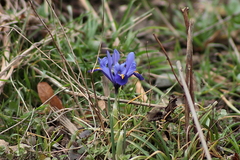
[
  {"x1": 98, "y1": 100, "x2": 106, "y2": 111},
  {"x1": 37, "y1": 82, "x2": 64, "y2": 109},
  {"x1": 146, "y1": 96, "x2": 177, "y2": 122},
  {"x1": 135, "y1": 80, "x2": 147, "y2": 102},
  {"x1": 102, "y1": 76, "x2": 110, "y2": 97}
]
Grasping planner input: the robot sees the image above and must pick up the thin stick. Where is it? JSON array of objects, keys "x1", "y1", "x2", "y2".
[
  {"x1": 176, "y1": 61, "x2": 212, "y2": 160},
  {"x1": 181, "y1": 7, "x2": 195, "y2": 136},
  {"x1": 181, "y1": 7, "x2": 189, "y2": 34},
  {"x1": 153, "y1": 34, "x2": 182, "y2": 87},
  {"x1": 184, "y1": 20, "x2": 194, "y2": 131}
]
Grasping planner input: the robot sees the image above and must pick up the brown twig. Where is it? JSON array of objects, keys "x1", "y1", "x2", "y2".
[
  {"x1": 153, "y1": 34, "x2": 182, "y2": 88},
  {"x1": 181, "y1": 7, "x2": 189, "y2": 34},
  {"x1": 184, "y1": 20, "x2": 194, "y2": 131},
  {"x1": 181, "y1": 7, "x2": 195, "y2": 141}
]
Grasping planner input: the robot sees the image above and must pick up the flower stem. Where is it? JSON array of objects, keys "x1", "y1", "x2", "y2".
[
  {"x1": 110, "y1": 86, "x2": 120, "y2": 159},
  {"x1": 112, "y1": 86, "x2": 119, "y2": 130}
]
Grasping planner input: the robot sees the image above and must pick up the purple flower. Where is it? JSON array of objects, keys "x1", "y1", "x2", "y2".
[{"x1": 91, "y1": 49, "x2": 144, "y2": 88}]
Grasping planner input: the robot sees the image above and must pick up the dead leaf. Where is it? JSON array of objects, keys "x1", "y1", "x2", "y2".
[
  {"x1": 102, "y1": 76, "x2": 110, "y2": 97},
  {"x1": 229, "y1": 153, "x2": 240, "y2": 160},
  {"x1": 98, "y1": 100, "x2": 106, "y2": 111},
  {"x1": 146, "y1": 107, "x2": 165, "y2": 122},
  {"x1": 37, "y1": 82, "x2": 64, "y2": 109},
  {"x1": 165, "y1": 95, "x2": 177, "y2": 113},
  {"x1": 135, "y1": 79, "x2": 147, "y2": 102},
  {"x1": 146, "y1": 95, "x2": 177, "y2": 122}
]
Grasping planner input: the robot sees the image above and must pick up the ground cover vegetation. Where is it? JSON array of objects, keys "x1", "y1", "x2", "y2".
[{"x1": 0, "y1": 0, "x2": 239, "y2": 159}]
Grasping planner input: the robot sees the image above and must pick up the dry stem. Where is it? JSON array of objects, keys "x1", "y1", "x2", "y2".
[
  {"x1": 176, "y1": 61, "x2": 212, "y2": 160},
  {"x1": 153, "y1": 34, "x2": 182, "y2": 87}
]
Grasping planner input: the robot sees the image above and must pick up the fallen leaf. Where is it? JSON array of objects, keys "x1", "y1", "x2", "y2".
[
  {"x1": 37, "y1": 82, "x2": 64, "y2": 109},
  {"x1": 146, "y1": 95, "x2": 177, "y2": 122},
  {"x1": 229, "y1": 153, "x2": 240, "y2": 160},
  {"x1": 135, "y1": 80, "x2": 147, "y2": 102},
  {"x1": 102, "y1": 76, "x2": 110, "y2": 97},
  {"x1": 146, "y1": 107, "x2": 165, "y2": 122},
  {"x1": 98, "y1": 100, "x2": 106, "y2": 111}
]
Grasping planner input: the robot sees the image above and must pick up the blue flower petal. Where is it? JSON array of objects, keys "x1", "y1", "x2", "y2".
[
  {"x1": 126, "y1": 61, "x2": 137, "y2": 77},
  {"x1": 98, "y1": 57, "x2": 115, "y2": 83},
  {"x1": 114, "y1": 62, "x2": 126, "y2": 75},
  {"x1": 113, "y1": 49, "x2": 120, "y2": 65},
  {"x1": 106, "y1": 51, "x2": 115, "y2": 82},
  {"x1": 101, "y1": 66, "x2": 115, "y2": 83},
  {"x1": 99, "y1": 57, "x2": 108, "y2": 68},
  {"x1": 92, "y1": 49, "x2": 144, "y2": 87},
  {"x1": 115, "y1": 74, "x2": 128, "y2": 86},
  {"x1": 124, "y1": 52, "x2": 135, "y2": 75},
  {"x1": 133, "y1": 71, "x2": 144, "y2": 80},
  {"x1": 107, "y1": 51, "x2": 113, "y2": 67}
]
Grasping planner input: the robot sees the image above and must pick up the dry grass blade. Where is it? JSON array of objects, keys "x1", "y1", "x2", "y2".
[
  {"x1": 51, "y1": 108, "x2": 79, "y2": 137},
  {"x1": 176, "y1": 61, "x2": 212, "y2": 160},
  {"x1": 0, "y1": 25, "x2": 13, "y2": 94},
  {"x1": 221, "y1": 94, "x2": 240, "y2": 114}
]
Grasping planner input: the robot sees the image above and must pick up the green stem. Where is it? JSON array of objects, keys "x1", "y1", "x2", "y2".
[
  {"x1": 111, "y1": 86, "x2": 120, "y2": 159},
  {"x1": 112, "y1": 87, "x2": 119, "y2": 130}
]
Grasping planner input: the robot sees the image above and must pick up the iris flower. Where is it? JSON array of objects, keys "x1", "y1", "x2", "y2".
[{"x1": 92, "y1": 49, "x2": 144, "y2": 90}]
